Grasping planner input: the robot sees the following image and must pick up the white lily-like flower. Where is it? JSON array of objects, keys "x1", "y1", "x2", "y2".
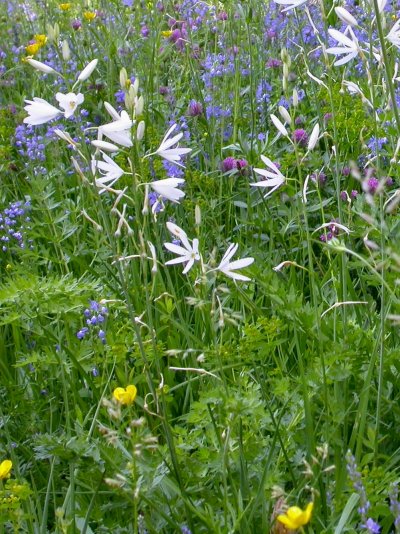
[
  {"x1": 387, "y1": 19, "x2": 400, "y2": 49},
  {"x1": 91, "y1": 152, "x2": 125, "y2": 192},
  {"x1": 164, "y1": 222, "x2": 200, "y2": 274},
  {"x1": 217, "y1": 243, "x2": 254, "y2": 282},
  {"x1": 23, "y1": 97, "x2": 61, "y2": 125},
  {"x1": 151, "y1": 178, "x2": 185, "y2": 203},
  {"x1": 55, "y1": 92, "x2": 84, "y2": 119},
  {"x1": 154, "y1": 124, "x2": 191, "y2": 166},
  {"x1": 99, "y1": 108, "x2": 133, "y2": 148},
  {"x1": 274, "y1": 0, "x2": 308, "y2": 12},
  {"x1": 326, "y1": 26, "x2": 360, "y2": 66},
  {"x1": 251, "y1": 155, "x2": 285, "y2": 197}
]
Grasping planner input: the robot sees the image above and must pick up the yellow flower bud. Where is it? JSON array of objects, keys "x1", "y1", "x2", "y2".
[{"x1": 59, "y1": 3, "x2": 72, "y2": 10}]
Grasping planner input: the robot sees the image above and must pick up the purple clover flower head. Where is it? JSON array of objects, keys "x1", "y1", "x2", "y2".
[
  {"x1": 72, "y1": 19, "x2": 82, "y2": 30},
  {"x1": 351, "y1": 190, "x2": 358, "y2": 199},
  {"x1": 236, "y1": 159, "x2": 248, "y2": 173},
  {"x1": 324, "y1": 112, "x2": 333, "y2": 122},
  {"x1": 187, "y1": 100, "x2": 203, "y2": 117},
  {"x1": 141, "y1": 25, "x2": 150, "y2": 37},
  {"x1": 340, "y1": 191, "x2": 348, "y2": 202},
  {"x1": 366, "y1": 177, "x2": 379, "y2": 194},
  {"x1": 221, "y1": 157, "x2": 236, "y2": 172},
  {"x1": 342, "y1": 166, "x2": 351, "y2": 176},
  {"x1": 266, "y1": 58, "x2": 282, "y2": 68},
  {"x1": 292, "y1": 128, "x2": 308, "y2": 147},
  {"x1": 361, "y1": 518, "x2": 380, "y2": 533}
]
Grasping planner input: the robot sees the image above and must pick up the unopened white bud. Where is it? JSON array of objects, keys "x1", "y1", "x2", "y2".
[
  {"x1": 334, "y1": 7, "x2": 358, "y2": 27},
  {"x1": 279, "y1": 105, "x2": 292, "y2": 125},
  {"x1": 195, "y1": 204, "x2": 201, "y2": 226},
  {"x1": 77, "y1": 59, "x2": 98, "y2": 82},
  {"x1": 136, "y1": 120, "x2": 145, "y2": 141},
  {"x1": 292, "y1": 88, "x2": 299, "y2": 107},
  {"x1": 119, "y1": 67, "x2": 128, "y2": 90},
  {"x1": 62, "y1": 40, "x2": 71, "y2": 61},
  {"x1": 135, "y1": 95, "x2": 144, "y2": 116}
]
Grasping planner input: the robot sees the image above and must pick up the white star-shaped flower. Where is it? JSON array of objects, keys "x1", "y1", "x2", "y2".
[
  {"x1": 217, "y1": 243, "x2": 254, "y2": 282},
  {"x1": 99, "y1": 105, "x2": 133, "y2": 148},
  {"x1": 164, "y1": 222, "x2": 200, "y2": 274},
  {"x1": 251, "y1": 155, "x2": 285, "y2": 197},
  {"x1": 387, "y1": 19, "x2": 400, "y2": 49},
  {"x1": 154, "y1": 124, "x2": 191, "y2": 166},
  {"x1": 23, "y1": 97, "x2": 61, "y2": 125},
  {"x1": 91, "y1": 152, "x2": 125, "y2": 193},
  {"x1": 326, "y1": 26, "x2": 360, "y2": 66},
  {"x1": 55, "y1": 92, "x2": 84, "y2": 119},
  {"x1": 151, "y1": 178, "x2": 185, "y2": 203}
]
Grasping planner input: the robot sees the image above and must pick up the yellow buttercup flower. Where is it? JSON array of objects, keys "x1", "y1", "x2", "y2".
[
  {"x1": 59, "y1": 3, "x2": 72, "y2": 10},
  {"x1": 277, "y1": 502, "x2": 313, "y2": 531},
  {"x1": 0, "y1": 460, "x2": 12, "y2": 480},
  {"x1": 34, "y1": 34, "x2": 47, "y2": 47},
  {"x1": 161, "y1": 30, "x2": 173, "y2": 38},
  {"x1": 25, "y1": 43, "x2": 40, "y2": 56},
  {"x1": 113, "y1": 385, "x2": 137, "y2": 405},
  {"x1": 83, "y1": 11, "x2": 96, "y2": 21}
]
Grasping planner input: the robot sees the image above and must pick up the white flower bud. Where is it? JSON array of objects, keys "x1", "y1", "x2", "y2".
[
  {"x1": 119, "y1": 67, "x2": 128, "y2": 90},
  {"x1": 77, "y1": 59, "x2": 98, "y2": 82},
  {"x1": 334, "y1": 7, "x2": 358, "y2": 27},
  {"x1": 136, "y1": 120, "x2": 145, "y2": 141},
  {"x1": 62, "y1": 40, "x2": 71, "y2": 61},
  {"x1": 135, "y1": 95, "x2": 144, "y2": 116},
  {"x1": 26, "y1": 59, "x2": 59, "y2": 75},
  {"x1": 308, "y1": 123, "x2": 320, "y2": 151},
  {"x1": 279, "y1": 105, "x2": 292, "y2": 125}
]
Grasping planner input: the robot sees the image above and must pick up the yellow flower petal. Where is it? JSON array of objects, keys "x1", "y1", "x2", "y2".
[
  {"x1": 34, "y1": 34, "x2": 47, "y2": 46},
  {"x1": 25, "y1": 43, "x2": 40, "y2": 56},
  {"x1": 113, "y1": 385, "x2": 137, "y2": 405},
  {"x1": 277, "y1": 513, "x2": 298, "y2": 530},
  {"x1": 277, "y1": 502, "x2": 314, "y2": 530},
  {"x1": 83, "y1": 11, "x2": 96, "y2": 21},
  {"x1": 0, "y1": 460, "x2": 12, "y2": 480}
]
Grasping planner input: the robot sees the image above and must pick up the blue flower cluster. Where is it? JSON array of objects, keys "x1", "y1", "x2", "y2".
[
  {"x1": 0, "y1": 200, "x2": 32, "y2": 252},
  {"x1": 77, "y1": 300, "x2": 108, "y2": 344}
]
